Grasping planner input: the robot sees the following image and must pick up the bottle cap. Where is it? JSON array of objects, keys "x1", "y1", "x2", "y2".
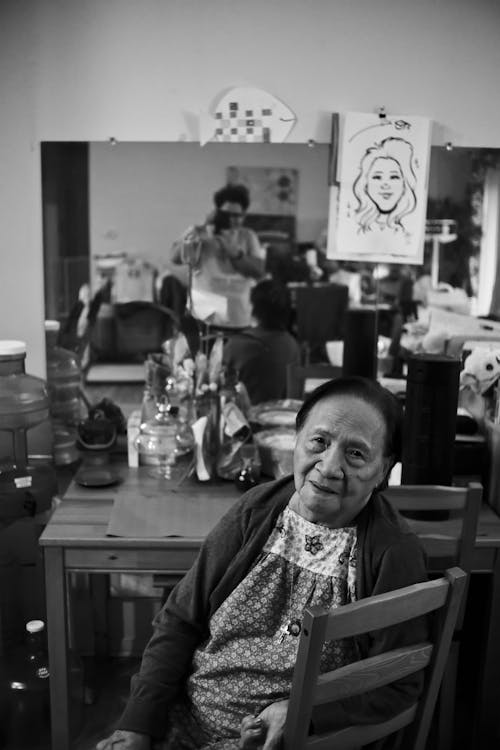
[
  {"x1": 0, "y1": 340, "x2": 26, "y2": 356},
  {"x1": 26, "y1": 620, "x2": 45, "y2": 634},
  {"x1": 45, "y1": 320, "x2": 61, "y2": 332}
]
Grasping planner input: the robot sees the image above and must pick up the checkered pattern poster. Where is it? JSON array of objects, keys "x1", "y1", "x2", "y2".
[{"x1": 199, "y1": 87, "x2": 297, "y2": 146}]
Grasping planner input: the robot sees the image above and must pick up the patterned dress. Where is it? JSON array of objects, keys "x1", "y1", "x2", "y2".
[{"x1": 161, "y1": 505, "x2": 358, "y2": 749}]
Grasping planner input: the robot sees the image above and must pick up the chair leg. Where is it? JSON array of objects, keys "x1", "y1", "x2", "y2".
[{"x1": 437, "y1": 640, "x2": 460, "y2": 750}]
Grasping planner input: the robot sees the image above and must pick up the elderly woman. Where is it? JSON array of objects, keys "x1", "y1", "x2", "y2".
[{"x1": 97, "y1": 377, "x2": 427, "y2": 750}]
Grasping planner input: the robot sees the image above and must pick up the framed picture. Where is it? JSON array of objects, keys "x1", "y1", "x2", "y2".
[{"x1": 226, "y1": 166, "x2": 299, "y2": 215}]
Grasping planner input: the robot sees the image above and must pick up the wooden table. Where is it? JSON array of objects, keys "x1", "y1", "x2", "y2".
[{"x1": 40, "y1": 467, "x2": 500, "y2": 750}]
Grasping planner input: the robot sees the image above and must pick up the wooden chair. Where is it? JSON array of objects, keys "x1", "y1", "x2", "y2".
[
  {"x1": 283, "y1": 567, "x2": 467, "y2": 750},
  {"x1": 384, "y1": 482, "x2": 483, "y2": 750},
  {"x1": 286, "y1": 363, "x2": 341, "y2": 399}
]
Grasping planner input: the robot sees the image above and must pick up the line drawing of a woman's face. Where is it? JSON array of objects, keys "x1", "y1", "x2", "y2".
[
  {"x1": 366, "y1": 157, "x2": 404, "y2": 214},
  {"x1": 352, "y1": 137, "x2": 418, "y2": 234}
]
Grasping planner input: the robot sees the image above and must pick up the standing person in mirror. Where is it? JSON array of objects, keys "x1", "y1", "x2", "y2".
[
  {"x1": 96, "y1": 377, "x2": 427, "y2": 750},
  {"x1": 222, "y1": 278, "x2": 300, "y2": 404},
  {"x1": 172, "y1": 184, "x2": 266, "y2": 328}
]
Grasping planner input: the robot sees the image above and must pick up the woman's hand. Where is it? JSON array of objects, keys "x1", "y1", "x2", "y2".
[
  {"x1": 96, "y1": 729, "x2": 151, "y2": 749},
  {"x1": 240, "y1": 700, "x2": 289, "y2": 749}
]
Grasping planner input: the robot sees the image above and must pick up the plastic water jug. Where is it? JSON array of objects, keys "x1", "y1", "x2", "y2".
[{"x1": 0, "y1": 340, "x2": 56, "y2": 525}]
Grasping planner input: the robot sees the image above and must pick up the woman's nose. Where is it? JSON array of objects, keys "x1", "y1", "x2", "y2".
[{"x1": 319, "y1": 445, "x2": 344, "y2": 477}]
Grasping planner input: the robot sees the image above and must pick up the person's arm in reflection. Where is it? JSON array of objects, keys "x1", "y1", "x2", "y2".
[
  {"x1": 170, "y1": 223, "x2": 209, "y2": 267},
  {"x1": 220, "y1": 229, "x2": 265, "y2": 279}
]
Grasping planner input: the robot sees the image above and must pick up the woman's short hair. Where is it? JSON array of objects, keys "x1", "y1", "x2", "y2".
[
  {"x1": 250, "y1": 279, "x2": 292, "y2": 330},
  {"x1": 213, "y1": 184, "x2": 250, "y2": 212},
  {"x1": 295, "y1": 376, "x2": 403, "y2": 461}
]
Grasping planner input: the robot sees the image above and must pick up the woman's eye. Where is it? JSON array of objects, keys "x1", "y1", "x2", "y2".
[
  {"x1": 347, "y1": 449, "x2": 364, "y2": 461},
  {"x1": 309, "y1": 436, "x2": 326, "y2": 449}
]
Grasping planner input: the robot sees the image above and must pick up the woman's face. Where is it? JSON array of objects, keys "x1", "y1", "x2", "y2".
[
  {"x1": 220, "y1": 200, "x2": 245, "y2": 229},
  {"x1": 366, "y1": 157, "x2": 404, "y2": 214},
  {"x1": 292, "y1": 394, "x2": 391, "y2": 528}
]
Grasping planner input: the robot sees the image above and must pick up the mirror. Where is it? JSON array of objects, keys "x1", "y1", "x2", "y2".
[{"x1": 41, "y1": 142, "x2": 500, "y2": 405}]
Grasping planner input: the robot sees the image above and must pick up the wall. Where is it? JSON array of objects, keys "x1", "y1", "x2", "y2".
[
  {"x1": 89, "y1": 141, "x2": 330, "y2": 274},
  {"x1": 2, "y1": 0, "x2": 500, "y2": 374}
]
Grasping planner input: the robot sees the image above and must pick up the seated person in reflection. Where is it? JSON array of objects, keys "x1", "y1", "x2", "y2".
[
  {"x1": 97, "y1": 377, "x2": 427, "y2": 750},
  {"x1": 222, "y1": 279, "x2": 300, "y2": 405},
  {"x1": 172, "y1": 184, "x2": 265, "y2": 328}
]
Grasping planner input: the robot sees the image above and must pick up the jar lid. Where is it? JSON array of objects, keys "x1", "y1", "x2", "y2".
[
  {"x1": 26, "y1": 620, "x2": 45, "y2": 633},
  {"x1": 0, "y1": 340, "x2": 26, "y2": 355},
  {"x1": 45, "y1": 320, "x2": 60, "y2": 332}
]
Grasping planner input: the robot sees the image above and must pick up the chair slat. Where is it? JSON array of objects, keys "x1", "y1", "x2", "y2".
[
  {"x1": 385, "y1": 485, "x2": 469, "y2": 512},
  {"x1": 305, "y1": 705, "x2": 417, "y2": 750},
  {"x1": 418, "y1": 537, "x2": 459, "y2": 558},
  {"x1": 320, "y1": 577, "x2": 449, "y2": 641},
  {"x1": 313, "y1": 643, "x2": 432, "y2": 705}
]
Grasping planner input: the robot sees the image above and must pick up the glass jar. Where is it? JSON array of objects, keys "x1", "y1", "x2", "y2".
[{"x1": 135, "y1": 399, "x2": 180, "y2": 479}]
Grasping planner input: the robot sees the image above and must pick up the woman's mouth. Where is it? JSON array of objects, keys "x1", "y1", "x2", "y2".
[{"x1": 310, "y1": 479, "x2": 338, "y2": 494}]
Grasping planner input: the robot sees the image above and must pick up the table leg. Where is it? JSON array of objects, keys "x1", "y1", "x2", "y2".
[
  {"x1": 474, "y1": 550, "x2": 500, "y2": 746},
  {"x1": 90, "y1": 573, "x2": 109, "y2": 656},
  {"x1": 44, "y1": 547, "x2": 70, "y2": 750}
]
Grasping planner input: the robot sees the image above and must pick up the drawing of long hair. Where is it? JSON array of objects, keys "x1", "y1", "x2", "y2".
[{"x1": 352, "y1": 137, "x2": 418, "y2": 234}]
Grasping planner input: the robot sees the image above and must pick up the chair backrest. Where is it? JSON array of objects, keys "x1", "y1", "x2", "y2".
[
  {"x1": 383, "y1": 483, "x2": 482, "y2": 575},
  {"x1": 383, "y1": 482, "x2": 482, "y2": 632},
  {"x1": 111, "y1": 302, "x2": 179, "y2": 359},
  {"x1": 286, "y1": 363, "x2": 341, "y2": 399},
  {"x1": 283, "y1": 567, "x2": 467, "y2": 750},
  {"x1": 295, "y1": 283, "x2": 349, "y2": 361}
]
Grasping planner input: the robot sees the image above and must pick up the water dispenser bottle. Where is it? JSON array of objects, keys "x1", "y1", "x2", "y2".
[{"x1": 0, "y1": 340, "x2": 56, "y2": 526}]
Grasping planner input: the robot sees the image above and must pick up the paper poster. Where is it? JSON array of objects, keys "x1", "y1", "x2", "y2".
[
  {"x1": 199, "y1": 87, "x2": 297, "y2": 146},
  {"x1": 328, "y1": 112, "x2": 432, "y2": 264}
]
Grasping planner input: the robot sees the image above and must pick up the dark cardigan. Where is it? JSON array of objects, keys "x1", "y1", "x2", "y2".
[{"x1": 118, "y1": 476, "x2": 428, "y2": 739}]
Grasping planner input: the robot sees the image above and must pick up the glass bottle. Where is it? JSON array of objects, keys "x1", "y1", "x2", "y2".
[
  {"x1": 140, "y1": 358, "x2": 159, "y2": 424},
  {"x1": 45, "y1": 320, "x2": 82, "y2": 465},
  {"x1": 2, "y1": 620, "x2": 50, "y2": 749},
  {"x1": 135, "y1": 396, "x2": 180, "y2": 479}
]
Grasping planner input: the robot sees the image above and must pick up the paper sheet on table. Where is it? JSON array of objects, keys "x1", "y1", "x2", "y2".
[{"x1": 106, "y1": 492, "x2": 231, "y2": 538}]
